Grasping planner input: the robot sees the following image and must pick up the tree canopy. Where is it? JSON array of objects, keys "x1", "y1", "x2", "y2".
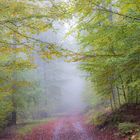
[
  {"x1": 65, "y1": 0, "x2": 140, "y2": 109},
  {"x1": 0, "y1": 0, "x2": 139, "y2": 132}
]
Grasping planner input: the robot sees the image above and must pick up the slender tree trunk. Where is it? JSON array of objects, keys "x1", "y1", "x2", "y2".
[
  {"x1": 11, "y1": 33, "x2": 17, "y2": 125},
  {"x1": 126, "y1": 75, "x2": 133, "y2": 103},
  {"x1": 131, "y1": 75, "x2": 138, "y2": 104},
  {"x1": 11, "y1": 85, "x2": 17, "y2": 125},
  {"x1": 135, "y1": 92, "x2": 139, "y2": 104},
  {"x1": 116, "y1": 86, "x2": 121, "y2": 106},
  {"x1": 119, "y1": 75, "x2": 127, "y2": 103},
  {"x1": 11, "y1": 111, "x2": 16, "y2": 125},
  {"x1": 110, "y1": 83, "x2": 117, "y2": 109},
  {"x1": 110, "y1": 96, "x2": 114, "y2": 111}
]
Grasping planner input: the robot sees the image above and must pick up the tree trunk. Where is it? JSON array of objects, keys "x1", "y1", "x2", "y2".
[
  {"x1": 127, "y1": 75, "x2": 133, "y2": 103},
  {"x1": 119, "y1": 75, "x2": 127, "y2": 103},
  {"x1": 116, "y1": 86, "x2": 121, "y2": 106},
  {"x1": 11, "y1": 111, "x2": 16, "y2": 125},
  {"x1": 135, "y1": 92, "x2": 139, "y2": 104},
  {"x1": 110, "y1": 96, "x2": 114, "y2": 111},
  {"x1": 110, "y1": 83, "x2": 117, "y2": 110},
  {"x1": 11, "y1": 32, "x2": 17, "y2": 126}
]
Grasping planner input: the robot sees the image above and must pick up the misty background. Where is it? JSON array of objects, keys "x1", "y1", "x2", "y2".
[{"x1": 26, "y1": 21, "x2": 90, "y2": 118}]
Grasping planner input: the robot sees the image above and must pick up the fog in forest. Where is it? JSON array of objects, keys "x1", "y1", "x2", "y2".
[{"x1": 33, "y1": 21, "x2": 88, "y2": 115}]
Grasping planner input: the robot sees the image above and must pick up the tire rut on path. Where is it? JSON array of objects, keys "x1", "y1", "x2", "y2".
[{"x1": 52, "y1": 116, "x2": 92, "y2": 140}]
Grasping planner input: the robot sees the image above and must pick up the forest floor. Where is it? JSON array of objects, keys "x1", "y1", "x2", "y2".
[
  {"x1": 0, "y1": 115, "x2": 128, "y2": 140},
  {"x1": 2, "y1": 115, "x2": 124, "y2": 140},
  {"x1": 0, "y1": 104, "x2": 140, "y2": 140}
]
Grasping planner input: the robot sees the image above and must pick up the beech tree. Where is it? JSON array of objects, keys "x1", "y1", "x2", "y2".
[
  {"x1": 0, "y1": 0, "x2": 61, "y2": 128},
  {"x1": 54, "y1": 0, "x2": 140, "y2": 110}
]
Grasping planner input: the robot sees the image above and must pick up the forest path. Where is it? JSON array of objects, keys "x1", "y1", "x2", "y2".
[
  {"x1": 23, "y1": 115, "x2": 93, "y2": 140},
  {"x1": 52, "y1": 116, "x2": 92, "y2": 140},
  {"x1": 0, "y1": 114, "x2": 126, "y2": 140}
]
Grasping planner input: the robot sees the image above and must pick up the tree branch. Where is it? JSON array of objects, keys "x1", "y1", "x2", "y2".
[{"x1": 92, "y1": 2, "x2": 140, "y2": 21}]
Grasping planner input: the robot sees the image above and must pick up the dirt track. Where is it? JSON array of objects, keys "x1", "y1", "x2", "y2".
[
  {"x1": 1, "y1": 115, "x2": 127, "y2": 140},
  {"x1": 22, "y1": 115, "x2": 93, "y2": 140}
]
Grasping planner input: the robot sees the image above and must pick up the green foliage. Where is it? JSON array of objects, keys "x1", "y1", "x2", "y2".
[
  {"x1": 118, "y1": 122, "x2": 140, "y2": 136},
  {"x1": 0, "y1": 0, "x2": 140, "y2": 134},
  {"x1": 89, "y1": 112, "x2": 108, "y2": 126},
  {"x1": 0, "y1": 0, "x2": 61, "y2": 60},
  {"x1": 0, "y1": 0, "x2": 63, "y2": 131},
  {"x1": 0, "y1": 47, "x2": 37, "y2": 129},
  {"x1": 0, "y1": 99, "x2": 13, "y2": 132},
  {"x1": 60, "y1": 0, "x2": 140, "y2": 109}
]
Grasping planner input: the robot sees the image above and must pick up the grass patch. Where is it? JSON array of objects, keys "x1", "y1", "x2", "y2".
[{"x1": 17, "y1": 117, "x2": 55, "y2": 135}]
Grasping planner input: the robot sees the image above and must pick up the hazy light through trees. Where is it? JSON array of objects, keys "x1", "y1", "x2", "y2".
[{"x1": 34, "y1": 20, "x2": 87, "y2": 114}]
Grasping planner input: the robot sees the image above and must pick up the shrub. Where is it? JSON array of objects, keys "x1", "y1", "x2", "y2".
[
  {"x1": 118, "y1": 122, "x2": 140, "y2": 136},
  {"x1": 91, "y1": 112, "x2": 108, "y2": 126}
]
